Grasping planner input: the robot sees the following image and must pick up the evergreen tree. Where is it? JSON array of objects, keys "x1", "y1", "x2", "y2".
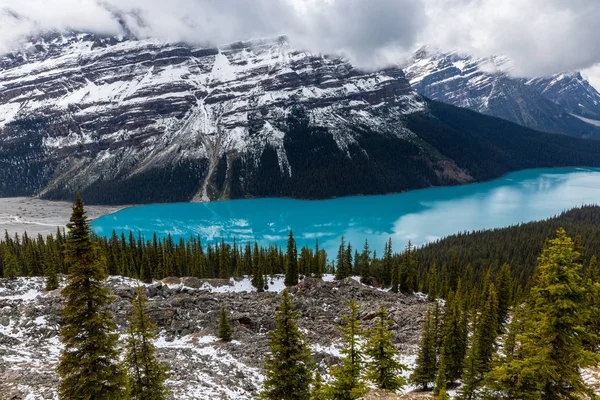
[
  {"x1": 410, "y1": 305, "x2": 438, "y2": 390},
  {"x1": 474, "y1": 283, "x2": 499, "y2": 373},
  {"x1": 284, "y1": 231, "x2": 299, "y2": 287},
  {"x1": 439, "y1": 290, "x2": 468, "y2": 383},
  {"x1": 125, "y1": 287, "x2": 170, "y2": 400},
  {"x1": 495, "y1": 263, "x2": 512, "y2": 330},
  {"x1": 364, "y1": 307, "x2": 407, "y2": 392},
  {"x1": 261, "y1": 290, "x2": 313, "y2": 400},
  {"x1": 311, "y1": 370, "x2": 326, "y2": 400},
  {"x1": 399, "y1": 241, "x2": 417, "y2": 294},
  {"x1": 487, "y1": 228, "x2": 600, "y2": 399},
  {"x1": 456, "y1": 338, "x2": 481, "y2": 400},
  {"x1": 585, "y1": 254, "x2": 598, "y2": 283},
  {"x1": 2, "y1": 250, "x2": 19, "y2": 278},
  {"x1": 217, "y1": 304, "x2": 233, "y2": 342},
  {"x1": 326, "y1": 299, "x2": 368, "y2": 400},
  {"x1": 433, "y1": 347, "x2": 448, "y2": 397},
  {"x1": 44, "y1": 257, "x2": 59, "y2": 291},
  {"x1": 336, "y1": 236, "x2": 352, "y2": 280},
  {"x1": 359, "y1": 240, "x2": 372, "y2": 285},
  {"x1": 382, "y1": 239, "x2": 393, "y2": 288},
  {"x1": 252, "y1": 260, "x2": 265, "y2": 292},
  {"x1": 57, "y1": 194, "x2": 128, "y2": 400},
  {"x1": 427, "y1": 264, "x2": 439, "y2": 301}
]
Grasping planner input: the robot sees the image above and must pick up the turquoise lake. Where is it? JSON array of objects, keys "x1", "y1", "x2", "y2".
[{"x1": 92, "y1": 168, "x2": 600, "y2": 255}]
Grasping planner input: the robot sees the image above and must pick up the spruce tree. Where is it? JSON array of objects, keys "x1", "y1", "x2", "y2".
[
  {"x1": 311, "y1": 370, "x2": 326, "y2": 400},
  {"x1": 364, "y1": 307, "x2": 407, "y2": 392},
  {"x1": 2, "y1": 250, "x2": 18, "y2": 278},
  {"x1": 410, "y1": 305, "x2": 438, "y2": 390},
  {"x1": 474, "y1": 283, "x2": 499, "y2": 373},
  {"x1": 495, "y1": 263, "x2": 512, "y2": 330},
  {"x1": 217, "y1": 304, "x2": 233, "y2": 342},
  {"x1": 261, "y1": 290, "x2": 313, "y2": 400},
  {"x1": 381, "y1": 239, "x2": 393, "y2": 287},
  {"x1": 439, "y1": 290, "x2": 468, "y2": 383},
  {"x1": 125, "y1": 287, "x2": 170, "y2": 400},
  {"x1": 284, "y1": 231, "x2": 299, "y2": 287},
  {"x1": 44, "y1": 257, "x2": 59, "y2": 291},
  {"x1": 359, "y1": 240, "x2": 372, "y2": 285},
  {"x1": 326, "y1": 299, "x2": 367, "y2": 400},
  {"x1": 433, "y1": 347, "x2": 447, "y2": 397},
  {"x1": 58, "y1": 194, "x2": 128, "y2": 400},
  {"x1": 456, "y1": 335, "x2": 481, "y2": 400},
  {"x1": 336, "y1": 236, "x2": 352, "y2": 280},
  {"x1": 487, "y1": 228, "x2": 600, "y2": 399}
]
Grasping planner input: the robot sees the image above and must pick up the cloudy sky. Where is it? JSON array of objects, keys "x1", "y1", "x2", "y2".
[{"x1": 1, "y1": 0, "x2": 600, "y2": 87}]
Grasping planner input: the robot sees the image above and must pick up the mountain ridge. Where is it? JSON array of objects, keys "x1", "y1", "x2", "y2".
[
  {"x1": 404, "y1": 46, "x2": 600, "y2": 139},
  {"x1": 2, "y1": 33, "x2": 600, "y2": 204}
]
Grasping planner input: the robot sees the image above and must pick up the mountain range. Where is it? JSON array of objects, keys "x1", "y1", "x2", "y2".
[
  {"x1": 1, "y1": 32, "x2": 600, "y2": 204},
  {"x1": 404, "y1": 46, "x2": 600, "y2": 139}
]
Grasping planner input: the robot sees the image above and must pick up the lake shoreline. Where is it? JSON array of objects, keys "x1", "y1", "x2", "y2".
[{"x1": 2, "y1": 166, "x2": 599, "y2": 239}]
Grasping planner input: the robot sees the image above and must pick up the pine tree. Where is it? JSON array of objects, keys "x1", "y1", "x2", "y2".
[
  {"x1": 252, "y1": 259, "x2": 265, "y2": 292},
  {"x1": 2, "y1": 250, "x2": 19, "y2": 278},
  {"x1": 364, "y1": 307, "x2": 407, "y2": 392},
  {"x1": 125, "y1": 287, "x2": 170, "y2": 400},
  {"x1": 439, "y1": 290, "x2": 468, "y2": 383},
  {"x1": 326, "y1": 299, "x2": 368, "y2": 400},
  {"x1": 359, "y1": 240, "x2": 372, "y2": 285},
  {"x1": 284, "y1": 231, "x2": 299, "y2": 287},
  {"x1": 456, "y1": 339, "x2": 481, "y2": 400},
  {"x1": 585, "y1": 254, "x2": 598, "y2": 283},
  {"x1": 487, "y1": 228, "x2": 600, "y2": 399},
  {"x1": 311, "y1": 370, "x2": 326, "y2": 400},
  {"x1": 58, "y1": 194, "x2": 128, "y2": 400},
  {"x1": 382, "y1": 239, "x2": 393, "y2": 288},
  {"x1": 399, "y1": 241, "x2": 417, "y2": 294},
  {"x1": 474, "y1": 283, "x2": 499, "y2": 373},
  {"x1": 433, "y1": 347, "x2": 448, "y2": 397},
  {"x1": 336, "y1": 236, "x2": 352, "y2": 280},
  {"x1": 410, "y1": 305, "x2": 438, "y2": 390},
  {"x1": 261, "y1": 290, "x2": 313, "y2": 400},
  {"x1": 427, "y1": 265, "x2": 438, "y2": 301},
  {"x1": 44, "y1": 257, "x2": 59, "y2": 291},
  {"x1": 217, "y1": 304, "x2": 233, "y2": 342},
  {"x1": 495, "y1": 263, "x2": 512, "y2": 330}
]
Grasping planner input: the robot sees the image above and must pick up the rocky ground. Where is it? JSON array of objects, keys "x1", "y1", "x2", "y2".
[
  {"x1": 0, "y1": 197, "x2": 125, "y2": 237},
  {"x1": 0, "y1": 275, "x2": 429, "y2": 400}
]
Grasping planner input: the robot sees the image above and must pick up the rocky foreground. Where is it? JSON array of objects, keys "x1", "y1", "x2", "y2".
[{"x1": 0, "y1": 275, "x2": 428, "y2": 400}]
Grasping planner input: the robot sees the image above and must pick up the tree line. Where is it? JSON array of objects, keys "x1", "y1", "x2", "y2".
[
  {"x1": 254, "y1": 227, "x2": 600, "y2": 399},
  {"x1": 2, "y1": 198, "x2": 600, "y2": 398}
]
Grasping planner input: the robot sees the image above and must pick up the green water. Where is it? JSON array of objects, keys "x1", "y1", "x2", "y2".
[{"x1": 92, "y1": 168, "x2": 600, "y2": 255}]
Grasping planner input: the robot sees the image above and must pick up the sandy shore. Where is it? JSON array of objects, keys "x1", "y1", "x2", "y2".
[{"x1": 0, "y1": 197, "x2": 126, "y2": 238}]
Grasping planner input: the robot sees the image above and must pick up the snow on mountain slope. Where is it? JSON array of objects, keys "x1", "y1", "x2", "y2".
[
  {"x1": 404, "y1": 46, "x2": 600, "y2": 139},
  {"x1": 0, "y1": 31, "x2": 434, "y2": 203}
]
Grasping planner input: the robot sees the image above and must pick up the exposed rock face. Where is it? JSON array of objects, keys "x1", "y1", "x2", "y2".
[
  {"x1": 0, "y1": 32, "x2": 436, "y2": 203},
  {"x1": 404, "y1": 47, "x2": 600, "y2": 139},
  {"x1": 0, "y1": 276, "x2": 428, "y2": 399}
]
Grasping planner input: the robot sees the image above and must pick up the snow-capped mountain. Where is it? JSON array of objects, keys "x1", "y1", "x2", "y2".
[
  {"x1": 404, "y1": 47, "x2": 600, "y2": 139},
  {"x1": 2, "y1": 33, "x2": 600, "y2": 205}
]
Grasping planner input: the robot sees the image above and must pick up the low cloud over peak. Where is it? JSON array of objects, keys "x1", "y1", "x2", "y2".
[{"x1": 1, "y1": 0, "x2": 600, "y2": 81}]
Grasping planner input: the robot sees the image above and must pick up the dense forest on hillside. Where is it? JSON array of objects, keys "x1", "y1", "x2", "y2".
[
  {"x1": 7, "y1": 101, "x2": 600, "y2": 205},
  {"x1": 2, "y1": 200, "x2": 600, "y2": 399},
  {"x1": 1, "y1": 204, "x2": 599, "y2": 303},
  {"x1": 414, "y1": 205, "x2": 600, "y2": 287}
]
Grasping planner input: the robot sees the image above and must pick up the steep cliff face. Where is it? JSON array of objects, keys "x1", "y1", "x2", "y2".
[
  {"x1": 2, "y1": 34, "x2": 600, "y2": 205},
  {"x1": 1, "y1": 32, "x2": 443, "y2": 203},
  {"x1": 404, "y1": 47, "x2": 600, "y2": 139}
]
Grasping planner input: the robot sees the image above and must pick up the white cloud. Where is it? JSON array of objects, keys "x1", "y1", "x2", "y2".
[{"x1": 1, "y1": 0, "x2": 600, "y2": 79}]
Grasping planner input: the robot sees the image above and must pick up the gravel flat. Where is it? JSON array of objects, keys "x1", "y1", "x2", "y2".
[{"x1": 0, "y1": 197, "x2": 126, "y2": 237}]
